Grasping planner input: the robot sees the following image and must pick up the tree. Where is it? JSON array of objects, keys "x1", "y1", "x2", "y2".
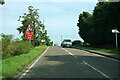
[
  {"x1": 77, "y1": 2, "x2": 120, "y2": 48},
  {"x1": 93, "y1": 2, "x2": 120, "y2": 47},
  {"x1": 17, "y1": 6, "x2": 48, "y2": 46},
  {"x1": 0, "y1": 0, "x2": 5, "y2": 5},
  {"x1": 77, "y1": 12, "x2": 94, "y2": 45}
]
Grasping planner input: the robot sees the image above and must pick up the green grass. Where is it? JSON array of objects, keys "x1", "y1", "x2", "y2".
[
  {"x1": 2, "y1": 45, "x2": 47, "y2": 79},
  {"x1": 72, "y1": 45, "x2": 120, "y2": 55}
]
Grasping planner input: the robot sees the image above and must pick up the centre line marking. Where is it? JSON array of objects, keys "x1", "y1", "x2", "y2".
[{"x1": 18, "y1": 47, "x2": 49, "y2": 80}]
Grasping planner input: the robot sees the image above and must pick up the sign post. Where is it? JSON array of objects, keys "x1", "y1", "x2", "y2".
[
  {"x1": 29, "y1": 39, "x2": 31, "y2": 49},
  {"x1": 112, "y1": 28, "x2": 120, "y2": 48},
  {"x1": 26, "y1": 23, "x2": 33, "y2": 49}
]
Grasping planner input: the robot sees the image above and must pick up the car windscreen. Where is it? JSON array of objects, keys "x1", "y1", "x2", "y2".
[
  {"x1": 64, "y1": 40, "x2": 71, "y2": 42},
  {"x1": 74, "y1": 41, "x2": 81, "y2": 43}
]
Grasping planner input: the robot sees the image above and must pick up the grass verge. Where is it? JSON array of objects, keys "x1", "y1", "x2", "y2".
[
  {"x1": 2, "y1": 45, "x2": 47, "y2": 79},
  {"x1": 72, "y1": 45, "x2": 120, "y2": 55}
]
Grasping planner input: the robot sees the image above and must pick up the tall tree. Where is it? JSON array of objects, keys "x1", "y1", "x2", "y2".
[
  {"x1": 93, "y1": 2, "x2": 120, "y2": 46},
  {"x1": 77, "y1": 2, "x2": 120, "y2": 48},
  {"x1": 77, "y1": 12, "x2": 94, "y2": 44},
  {"x1": 17, "y1": 6, "x2": 45, "y2": 46}
]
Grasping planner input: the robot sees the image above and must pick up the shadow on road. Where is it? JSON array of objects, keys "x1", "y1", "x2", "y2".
[{"x1": 23, "y1": 54, "x2": 118, "y2": 78}]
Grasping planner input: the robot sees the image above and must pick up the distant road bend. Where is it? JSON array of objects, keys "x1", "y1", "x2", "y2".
[{"x1": 16, "y1": 46, "x2": 119, "y2": 79}]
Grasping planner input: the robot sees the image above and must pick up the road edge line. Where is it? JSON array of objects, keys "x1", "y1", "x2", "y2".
[
  {"x1": 72, "y1": 47, "x2": 120, "y2": 62},
  {"x1": 18, "y1": 47, "x2": 49, "y2": 80},
  {"x1": 63, "y1": 48, "x2": 112, "y2": 79}
]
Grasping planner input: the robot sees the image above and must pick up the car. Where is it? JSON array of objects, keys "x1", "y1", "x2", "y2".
[
  {"x1": 72, "y1": 40, "x2": 82, "y2": 45},
  {"x1": 61, "y1": 39, "x2": 72, "y2": 48}
]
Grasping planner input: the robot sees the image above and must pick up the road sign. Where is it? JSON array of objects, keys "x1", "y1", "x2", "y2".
[
  {"x1": 26, "y1": 23, "x2": 33, "y2": 39},
  {"x1": 112, "y1": 28, "x2": 120, "y2": 48},
  {"x1": 112, "y1": 29, "x2": 120, "y2": 33}
]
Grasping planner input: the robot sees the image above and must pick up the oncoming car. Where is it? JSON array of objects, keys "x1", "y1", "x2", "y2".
[
  {"x1": 61, "y1": 39, "x2": 72, "y2": 48},
  {"x1": 72, "y1": 40, "x2": 82, "y2": 45}
]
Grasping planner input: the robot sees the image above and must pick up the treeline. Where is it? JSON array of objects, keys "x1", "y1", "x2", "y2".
[{"x1": 77, "y1": 2, "x2": 120, "y2": 48}]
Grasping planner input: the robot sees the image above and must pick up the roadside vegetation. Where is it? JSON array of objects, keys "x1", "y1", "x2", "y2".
[
  {"x1": 77, "y1": 1, "x2": 120, "y2": 53},
  {"x1": 72, "y1": 45, "x2": 120, "y2": 55},
  {"x1": 2, "y1": 45, "x2": 46, "y2": 79},
  {"x1": 77, "y1": 2, "x2": 120, "y2": 49},
  {"x1": 1, "y1": 34, "x2": 34, "y2": 60},
  {"x1": 1, "y1": 5, "x2": 53, "y2": 79}
]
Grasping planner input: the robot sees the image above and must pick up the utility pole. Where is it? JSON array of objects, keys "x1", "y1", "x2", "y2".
[
  {"x1": 43, "y1": 20, "x2": 44, "y2": 25},
  {"x1": 61, "y1": 35, "x2": 63, "y2": 42},
  {"x1": 115, "y1": 28, "x2": 118, "y2": 48},
  {"x1": 60, "y1": 35, "x2": 63, "y2": 46}
]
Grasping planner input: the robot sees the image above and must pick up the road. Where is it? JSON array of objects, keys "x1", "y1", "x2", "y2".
[{"x1": 18, "y1": 46, "x2": 119, "y2": 79}]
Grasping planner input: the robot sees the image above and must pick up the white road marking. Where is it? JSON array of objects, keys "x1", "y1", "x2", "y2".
[
  {"x1": 98, "y1": 55, "x2": 120, "y2": 62},
  {"x1": 82, "y1": 61, "x2": 112, "y2": 79},
  {"x1": 18, "y1": 47, "x2": 49, "y2": 80},
  {"x1": 63, "y1": 48, "x2": 112, "y2": 79},
  {"x1": 81, "y1": 50, "x2": 120, "y2": 62}
]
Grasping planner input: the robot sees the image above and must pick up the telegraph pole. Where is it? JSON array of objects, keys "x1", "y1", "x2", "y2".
[
  {"x1": 43, "y1": 20, "x2": 44, "y2": 25},
  {"x1": 61, "y1": 35, "x2": 63, "y2": 42}
]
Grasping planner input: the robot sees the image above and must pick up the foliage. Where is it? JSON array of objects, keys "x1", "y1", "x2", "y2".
[
  {"x1": 1, "y1": 34, "x2": 34, "y2": 59},
  {"x1": 77, "y1": 12, "x2": 94, "y2": 45},
  {"x1": 2, "y1": 45, "x2": 46, "y2": 78},
  {"x1": 14, "y1": 38, "x2": 21, "y2": 42},
  {"x1": 3, "y1": 41, "x2": 33, "y2": 58},
  {"x1": 77, "y1": 2, "x2": 120, "y2": 48},
  {"x1": 72, "y1": 45, "x2": 120, "y2": 55},
  {"x1": 17, "y1": 6, "x2": 51, "y2": 47},
  {"x1": 0, "y1": 0, "x2": 5, "y2": 5},
  {"x1": 46, "y1": 41, "x2": 53, "y2": 46},
  {"x1": 1, "y1": 33, "x2": 13, "y2": 53}
]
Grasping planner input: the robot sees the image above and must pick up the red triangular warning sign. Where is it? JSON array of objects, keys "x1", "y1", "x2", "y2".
[
  {"x1": 26, "y1": 23, "x2": 33, "y2": 39},
  {"x1": 26, "y1": 23, "x2": 33, "y2": 32}
]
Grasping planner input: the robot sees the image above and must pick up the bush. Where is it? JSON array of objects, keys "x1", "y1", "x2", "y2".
[
  {"x1": 2, "y1": 41, "x2": 34, "y2": 59},
  {"x1": 1, "y1": 34, "x2": 13, "y2": 53}
]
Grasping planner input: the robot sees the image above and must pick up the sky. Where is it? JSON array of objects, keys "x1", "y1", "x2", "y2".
[{"x1": 0, "y1": 0, "x2": 98, "y2": 45}]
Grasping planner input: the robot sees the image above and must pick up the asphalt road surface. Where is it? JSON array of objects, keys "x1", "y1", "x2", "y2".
[{"x1": 18, "y1": 46, "x2": 119, "y2": 79}]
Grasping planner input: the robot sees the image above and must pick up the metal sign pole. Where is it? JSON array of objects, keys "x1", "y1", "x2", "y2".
[
  {"x1": 112, "y1": 28, "x2": 119, "y2": 48},
  {"x1": 29, "y1": 39, "x2": 31, "y2": 49},
  {"x1": 116, "y1": 32, "x2": 118, "y2": 48}
]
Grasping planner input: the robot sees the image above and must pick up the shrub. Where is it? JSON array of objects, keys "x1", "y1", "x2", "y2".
[
  {"x1": 2, "y1": 41, "x2": 34, "y2": 59},
  {"x1": 1, "y1": 34, "x2": 13, "y2": 53}
]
